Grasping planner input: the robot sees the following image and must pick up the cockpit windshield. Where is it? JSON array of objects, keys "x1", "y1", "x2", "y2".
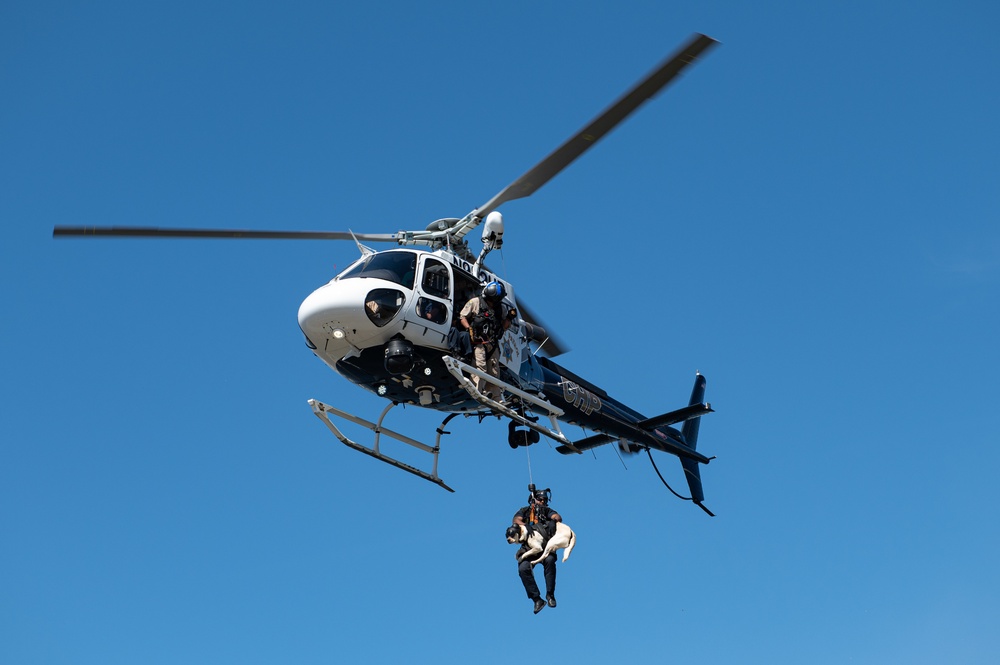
[{"x1": 338, "y1": 251, "x2": 417, "y2": 290}]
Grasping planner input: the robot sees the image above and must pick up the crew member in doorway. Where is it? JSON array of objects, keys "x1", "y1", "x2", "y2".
[{"x1": 459, "y1": 281, "x2": 512, "y2": 400}]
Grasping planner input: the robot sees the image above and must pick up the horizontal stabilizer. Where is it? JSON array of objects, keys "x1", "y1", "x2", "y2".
[
  {"x1": 556, "y1": 432, "x2": 614, "y2": 455},
  {"x1": 638, "y1": 402, "x2": 713, "y2": 431}
]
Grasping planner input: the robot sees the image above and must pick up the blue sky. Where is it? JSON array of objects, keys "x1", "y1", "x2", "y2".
[{"x1": 3, "y1": 1, "x2": 999, "y2": 663}]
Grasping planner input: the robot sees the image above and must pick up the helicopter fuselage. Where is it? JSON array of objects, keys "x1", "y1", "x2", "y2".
[
  {"x1": 296, "y1": 246, "x2": 708, "y2": 465},
  {"x1": 298, "y1": 247, "x2": 523, "y2": 411}
]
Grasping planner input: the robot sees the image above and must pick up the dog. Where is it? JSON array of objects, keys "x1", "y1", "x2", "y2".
[{"x1": 505, "y1": 522, "x2": 576, "y2": 564}]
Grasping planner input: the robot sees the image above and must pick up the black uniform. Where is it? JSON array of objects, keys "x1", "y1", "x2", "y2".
[{"x1": 513, "y1": 503, "x2": 559, "y2": 601}]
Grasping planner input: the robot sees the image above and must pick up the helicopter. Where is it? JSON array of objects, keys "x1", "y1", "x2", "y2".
[{"x1": 54, "y1": 33, "x2": 719, "y2": 515}]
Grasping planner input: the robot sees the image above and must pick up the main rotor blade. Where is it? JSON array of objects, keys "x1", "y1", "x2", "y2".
[
  {"x1": 473, "y1": 33, "x2": 718, "y2": 219},
  {"x1": 52, "y1": 226, "x2": 401, "y2": 243},
  {"x1": 517, "y1": 299, "x2": 568, "y2": 357}
]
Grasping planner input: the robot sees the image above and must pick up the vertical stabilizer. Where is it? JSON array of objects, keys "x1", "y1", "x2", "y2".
[
  {"x1": 680, "y1": 373, "x2": 714, "y2": 515},
  {"x1": 681, "y1": 372, "x2": 706, "y2": 451}
]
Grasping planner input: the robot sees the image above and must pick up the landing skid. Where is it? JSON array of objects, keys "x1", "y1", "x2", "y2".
[
  {"x1": 307, "y1": 357, "x2": 580, "y2": 492},
  {"x1": 308, "y1": 399, "x2": 457, "y2": 492},
  {"x1": 442, "y1": 355, "x2": 581, "y2": 454}
]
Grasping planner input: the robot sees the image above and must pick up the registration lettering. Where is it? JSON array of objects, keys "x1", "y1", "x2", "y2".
[
  {"x1": 561, "y1": 379, "x2": 602, "y2": 416},
  {"x1": 446, "y1": 253, "x2": 499, "y2": 285}
]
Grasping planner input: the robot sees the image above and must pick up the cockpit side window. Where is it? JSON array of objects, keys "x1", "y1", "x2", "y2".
[
  {"x1": 416, "y1": 297, "x2": 448, "y2": 325},
  {"x1": 421, "y1": 258, "x2": 450, "y2": 298},
  {"x1": 338, "y1": 251, "x2": 417, "y2": 289}
]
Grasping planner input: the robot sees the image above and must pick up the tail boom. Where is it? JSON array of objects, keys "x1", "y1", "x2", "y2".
[{"x1": 556, "y1": 372, "x2": 716, "y2": 515}]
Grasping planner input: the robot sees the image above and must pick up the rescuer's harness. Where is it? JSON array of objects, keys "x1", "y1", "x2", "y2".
[
  {"x1": 524, "y1": 484, "x2": 555, "y2": 542},
  {"x1": 469, "y1": 301, "x2": 504, "y2": 345}
]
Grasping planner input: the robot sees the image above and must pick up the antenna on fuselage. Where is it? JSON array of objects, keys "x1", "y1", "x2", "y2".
[{"x1": 349, "y1": 230, "x2": 375, "y2": 257}]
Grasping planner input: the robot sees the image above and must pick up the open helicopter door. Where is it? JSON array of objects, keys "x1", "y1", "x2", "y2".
[{"x1": 403, "y1": 254, "x2": 454, "y2": 348}]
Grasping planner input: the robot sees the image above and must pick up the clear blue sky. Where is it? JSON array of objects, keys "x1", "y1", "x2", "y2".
[{"x1": 4, "y1": 2, "x2": 999, "y2": 663}]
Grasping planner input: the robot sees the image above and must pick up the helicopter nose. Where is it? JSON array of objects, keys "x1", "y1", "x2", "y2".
[
  {"x1": 298, "y1": 279, "x2": 405, "y2": 351},
  {"x1": 298, "y1": 282, "x2": 356, "y2": 347}
]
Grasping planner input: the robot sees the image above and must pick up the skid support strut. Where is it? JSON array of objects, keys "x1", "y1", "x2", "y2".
[
  {"x1": 308, "y1": 399, "x2": 455, "y2": 492},
  {"x1": 442, "y1": 356, "x2": 581, "y2": 453}
]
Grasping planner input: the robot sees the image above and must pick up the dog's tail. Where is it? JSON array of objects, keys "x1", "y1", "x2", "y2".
[{"x1": 562, "y1": 529, "x2": 576, "y2": 562}]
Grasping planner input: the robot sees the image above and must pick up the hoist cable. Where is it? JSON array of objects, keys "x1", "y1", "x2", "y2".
[{"x1": 525, "y1": 443, "x2": 533, "y2": 488}]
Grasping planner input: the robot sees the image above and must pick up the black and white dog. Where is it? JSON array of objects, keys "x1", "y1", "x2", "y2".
[{"x1": 505, "y1": 522, "x2": 577, "y2": 564}]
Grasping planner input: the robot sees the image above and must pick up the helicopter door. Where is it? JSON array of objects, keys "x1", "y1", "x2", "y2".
[{"x1": 408, "y1": 255, "x2": 453, "y2": 347}]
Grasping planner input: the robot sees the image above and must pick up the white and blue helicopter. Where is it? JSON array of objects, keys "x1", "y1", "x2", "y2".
[{"x1": 55, "y1": 34, "x2": 719, "y2": 514}]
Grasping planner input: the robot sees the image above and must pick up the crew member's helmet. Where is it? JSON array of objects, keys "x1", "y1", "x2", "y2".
[{"x1": 482, "y1": 281, "x2": 506, "y2": 302}]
